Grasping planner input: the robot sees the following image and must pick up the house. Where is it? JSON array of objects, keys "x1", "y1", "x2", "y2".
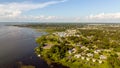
[
  {"x1": 68, "y1": 50, "x2": 72, "y2": 54},
  {"x1": 81, "y1": 53, "x2": 85, "y2": 55},
  {"x1": 53, "y1": 32, "x2": 67, "y2": 37},
  {"x1": 86, "y1": 57, "x2": 90, "y2": 61},
  {"x1": 38, "y1": 54, "x2": 41, "y2": 57},
  {"x1": 72, "y1": 48, "x2": 77, "y2": 53},
  {"x1": 87, "y1": 35, "x2": 93, "y2": 40},
  {"x1": 81, "y1": 57, "x2": 85, "y2": 60},
  {"x1": 65, "y1": 29, "x2": 77, "y2": 36},
  {"x1": 74, "y1": 54, "x2": 81, "y2": 58},
  {"x1": 43, "y1": 44, "x2": 53, "y2": 49},
  {"x1": 92, "y1": 59, "x2": 96, "y2": 62},
  {"x1": 86, "y1": 48, "x2": 89, "y2": 50},
  {"x1": 94, "y1": 50, "x2": 101, "y2": 54},
  {"x1": 94, "y1": 51, "x2": 98, "y2": 54},
  {"x1": 76, "y1": 35, "x2": 80, "y2": 37},
  {"x1": 87, "y1": 53, "x2": 93, "y2": 57},
  {"x1": 81, "y1": 46, "x2": 86, "y2": 49},
  {"x1": 104, "y1": 49, "x2": 111, "y2": 52},
  {"x1": 100, "y1": 55, "x2": 107, "y2": 60},
  {"x1": 97, "y1": 50, "x2": 101, "y2": 52},
  {"x1": 76, "y1": 43, "x2": 82, "y2": 46},
  {"x1": 98, "y1": 60, "x2": 102, "y2": 64}
]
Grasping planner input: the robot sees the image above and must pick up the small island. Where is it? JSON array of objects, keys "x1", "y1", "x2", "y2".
[{"x1": 35, "y1": 24, "x2": 120, "y2": 68}]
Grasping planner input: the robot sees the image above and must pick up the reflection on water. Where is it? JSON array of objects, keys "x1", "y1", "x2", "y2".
[{"x1": 0, "y1": 26, "x2": 48, "y2": 68}]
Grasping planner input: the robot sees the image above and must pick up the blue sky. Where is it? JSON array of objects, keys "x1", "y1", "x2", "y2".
[{"x1": 0, "y1": 0, "x2": 120, "y2": 22}]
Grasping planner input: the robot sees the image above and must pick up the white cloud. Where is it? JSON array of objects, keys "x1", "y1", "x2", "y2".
[
  {"x1": 21, "y1": 15, "x2": 59, "y2": 20},
  {"x1": 74, "y1": 12, "x2": 120, "y2": 22},
  {"x1": 61, "y1": 0, "x2": 68, "y2": 2},
  {"x1": 86, "y1": 12, "x2": 120, "y2": 20},
  {"x1": 0, "y1": 15, "x2": 65, "y2": 22},
  {"x1": 2, "y1": 0, "x2": 120, "y2": 22},
  {"x1": 0, "y1": 0, "x2": 67, "y2": 19}
]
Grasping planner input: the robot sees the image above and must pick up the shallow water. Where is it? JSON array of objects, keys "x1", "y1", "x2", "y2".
[{"x1": 0, "y1": 26, "x2": 48, "y2": 68}]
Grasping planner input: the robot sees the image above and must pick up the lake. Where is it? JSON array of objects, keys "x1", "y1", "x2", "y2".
[{"x1": 0, "y1": 26, "x2": 48, "y2": 68}]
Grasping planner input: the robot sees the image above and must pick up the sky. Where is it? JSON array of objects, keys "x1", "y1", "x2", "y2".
[{"x1": 0, "y1": 0, "x2": 120, "y2": 23}]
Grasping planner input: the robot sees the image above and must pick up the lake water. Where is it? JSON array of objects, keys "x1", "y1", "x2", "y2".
[{"x1": 0, "y1": 26, "x2": 48, "y2": 68}]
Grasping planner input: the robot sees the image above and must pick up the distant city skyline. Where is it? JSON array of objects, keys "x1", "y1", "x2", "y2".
[{"x1": 0, "y1": 0, "x2": 120, "y2": 23}]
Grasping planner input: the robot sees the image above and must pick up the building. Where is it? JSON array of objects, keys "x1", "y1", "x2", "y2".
[
  {"x1": 86, "y1": 57, "x2": 90, "y2": 61},
  {"x1": 38, "y1": 54, "x2": 41, "y2": 57},
  {"x1": 81, "y1": 57, "x2": 85, "y2": 60},
  {"x1": 98, "y1": 60, "x2": 102, "y2": 64},
  {"x1": 74, "y1": 54, "x2": 81, "y2": 58},
  {"x1": 92, "y1": 59, "x2": 96, "y2": 62},
  {"x1": 100, "y1": 55, "x2": 107, "y2": 60},
  {"x1": 87, "y1": 53, "x2": 93, "y2": 57},
  {"x1": 68, "y1": 50, "x2": 72, "y2": 54}
]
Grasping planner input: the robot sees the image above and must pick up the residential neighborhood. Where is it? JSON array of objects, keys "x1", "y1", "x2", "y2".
[{"x1": 35, "y1": 24, "x2": 120, "y2": 68}]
